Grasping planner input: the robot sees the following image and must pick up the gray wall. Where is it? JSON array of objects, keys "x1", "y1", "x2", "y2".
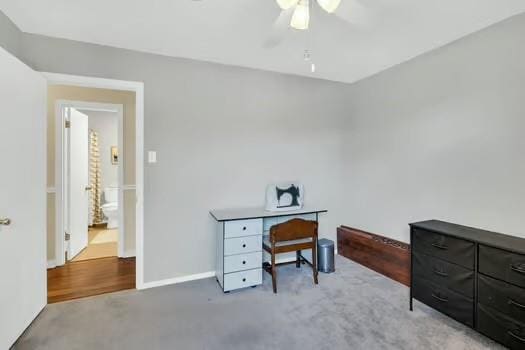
[
  {"x1": 343, "y1": 13, "x2": 525, "y2": 243},
  {"x1": 3, "y1": 8, "x2": 524, "y2": 282},
  {"x1": 0, "y1": 10, "x2": 21, "y2": 58},
  {"x1": 20, "y1": 32, "x2": 349, "y2": 282}
]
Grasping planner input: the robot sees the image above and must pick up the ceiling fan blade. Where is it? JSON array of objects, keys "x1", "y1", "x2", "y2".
[
  {"x1": 317, "y1": 0, "x2": 341, "y2": 13},
  {"x1": 263, "y1": 8, "x2": 294, "y2": 49},
  {"x1": 276, "y1": 0, "x2": 299, "y2": 10}
]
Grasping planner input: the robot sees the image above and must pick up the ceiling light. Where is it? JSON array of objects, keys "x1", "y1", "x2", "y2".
[
  {"x1": 276, "y1": 0, "x2": 299, "y2": 10},
  {"x1": 316, "y1": 0, "x2": 341, "y2": 13},
  {"x1": 290, "y1": 0, "x2": 310, "y2": 30}
]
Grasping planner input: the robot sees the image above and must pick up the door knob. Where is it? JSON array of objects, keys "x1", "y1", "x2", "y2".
[
  {"x1": 0, "y1": 218, "x2": 11, "y2": 226},
  {"x1": 85, "y1": 186, "x2": 93, "y2": 191}
]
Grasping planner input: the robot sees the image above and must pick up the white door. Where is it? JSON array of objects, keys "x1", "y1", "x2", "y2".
[
  {"x1": 0, "y1": 48, "x2": 47, "y2": 348},
  {"x1": 68, "y1": 108, "x2": 90, "y2": 260}
]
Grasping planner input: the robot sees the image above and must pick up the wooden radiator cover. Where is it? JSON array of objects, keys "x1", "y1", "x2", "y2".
[{"x1": 337, "y1": 226, "x2": 411, "y2": 286}]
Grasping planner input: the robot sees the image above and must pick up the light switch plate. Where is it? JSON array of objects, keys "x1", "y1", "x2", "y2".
[{"x1": 148, "y1": 151, "x2": 157, "y2": 163}]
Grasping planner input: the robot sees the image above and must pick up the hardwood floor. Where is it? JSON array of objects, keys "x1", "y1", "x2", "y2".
[{"x1": 47, "y1": 257, "x2": 135, "y2": 303}]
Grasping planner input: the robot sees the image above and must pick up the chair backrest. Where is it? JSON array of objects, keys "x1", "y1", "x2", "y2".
[{"x1": 269, "y1": 218, "x2": 318, "y2": 243}]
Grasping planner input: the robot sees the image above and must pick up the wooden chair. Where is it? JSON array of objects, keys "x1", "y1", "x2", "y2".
[{"x1": 263, "y1": 218, "x2": 318, "y2": 293}]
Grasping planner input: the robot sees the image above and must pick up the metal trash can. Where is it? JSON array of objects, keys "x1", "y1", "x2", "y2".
[{"x1": 318, "y1": 238, "x2": 335, "y2": 273}]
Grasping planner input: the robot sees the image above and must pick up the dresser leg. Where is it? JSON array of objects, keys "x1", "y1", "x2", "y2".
[{"x1": 409, "y1": 297, "x2": 413, "y2": 311}]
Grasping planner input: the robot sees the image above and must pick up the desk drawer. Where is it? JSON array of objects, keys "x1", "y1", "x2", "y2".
[
  {"x1": 413, "y1": 276, "x2": 473, "y2": 327},
  {"x1": 478, "y1": 304, "x2": 525, "y2": 350},
  {"x1": 413, "y1": 251, "x2": 474, "y2": 298},
  {"x1": 224, "y1": 252, "x2": 262, "y2": 273},
  {"x1": 263, "y1": 214, "x2": 317, "y2": 232},
  {"x1": 478, "y1": 274, "x2": 525, "y2": 322},
  {"x1": 412, "y1": 229, "x2": 475, "y2": 269},
  {"x1": 224, "y1": 235, "x2": 262, "y2": 256},
  {"x1": 224, "y1": 219, "x2": 263, "y2": 238},
  {"x1": 223, "y1": 268, "x2": 262, "y2": 292},
  {"x1": 479, "y1": 245, "x2": 525, "y2": 289}
]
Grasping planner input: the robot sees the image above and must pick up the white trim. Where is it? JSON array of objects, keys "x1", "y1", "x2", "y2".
[
  {"x1": 46, "y1": 187, "x2": 56, "y2": 193},
  {"x1": 122, "y1": 184, "x2": 136, "y2": 191},
  {"x1": 122, "y1": 249, "x2": 136, "y2": 258},
  {"x1": 141, "y1": 271, "x2": 216, "y2": 290},
  {"x1": 137, "y1": 250, "x2": 336, "y2": 291},
  {"x1": 47, "y1": 260, "x2": 56, "y2": 269},
  {"x1": 43, "y1": 73, "x2": 143, "y2": 92},
  {"x1": 43, "y1": 72, "x2": 145, "y2": 290}
]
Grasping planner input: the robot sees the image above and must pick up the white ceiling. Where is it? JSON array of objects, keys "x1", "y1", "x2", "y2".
[{"x1": 2, "y1": 0, "x2": 525, "y2": 84}]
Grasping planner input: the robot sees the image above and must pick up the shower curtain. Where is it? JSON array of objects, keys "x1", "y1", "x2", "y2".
[{"x1": 89, "y1": 130, "x2": 103, "y2": 225}]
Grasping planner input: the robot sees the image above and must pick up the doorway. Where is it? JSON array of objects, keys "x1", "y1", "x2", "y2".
[
  {"x1": 44, "y1": 75, "x2": 145, "y2": 302},
  {"x1": 59, "y1": 102, "x2": 124, "y2": 263}
]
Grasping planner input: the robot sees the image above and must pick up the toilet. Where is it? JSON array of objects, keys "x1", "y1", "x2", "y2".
[{"x1": 101, "y1": 187, "x2": 119, "y2": 229}]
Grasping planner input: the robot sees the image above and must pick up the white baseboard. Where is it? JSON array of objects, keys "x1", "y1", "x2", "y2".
[
  {"x1": 121, "y1": 249, "x2": 136, "y2": 258},
  {"x1": 47, "y1": 260, "x2": 57, "y2": 269},
  {"x1": 140, "y1": 271, "x2": 216, "y2": 290},
  {"x1": 138, "y1": 248, "x2": 338, "y2": 291}
]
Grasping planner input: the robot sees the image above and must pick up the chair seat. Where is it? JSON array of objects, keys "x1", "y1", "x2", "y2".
[{"x1": 263, "y1": 235, "x2": 312, "y2": 248}]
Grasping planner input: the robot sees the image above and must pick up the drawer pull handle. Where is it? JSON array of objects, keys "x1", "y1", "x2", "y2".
[
  {"x1": 432, "y1": 268, "x2": 449, "y2": 277},
  {"x1": 510, "y1": 264, "x2": 525, "y2": 275},
  {"x1": 243, "y1": 226, "x2": 247, "y2": 231},
  {"x1": 242, "y1": 278, "x2": 246, "y2": 282},
  {"x1": 431, "y1": 293, "x2": 448, "y2": 303},
  {"x1": 508, "y1": 299, "x2": 525, "y2": 310},
  {"x1": 242, "y1": 261, "x2": 246, "y2": 265},
  {"x1": 431, "y1": 242, "x2": 448, "y2": 250},
  {"x1": 242, "y1": 244, "x2": 246, "y2": 248},
  {"x1": 508, "y1": 331, "x2": 525, "y2": 343}
]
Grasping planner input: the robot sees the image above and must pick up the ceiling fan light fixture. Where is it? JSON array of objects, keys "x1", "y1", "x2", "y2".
[
  {"x1": 276, "y1": 0, "x2": 299, "y2": 10},
  {"x1": 316, "y1": 0, "x2": 341, "y2": 13},
  {"x1": 290, "y1": 0, "x2": 310, "y2": 30}
]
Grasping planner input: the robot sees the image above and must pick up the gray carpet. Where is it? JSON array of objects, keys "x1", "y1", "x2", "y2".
[{"x1": 14, "y1": 256, "x2": 502, "y2": 350}]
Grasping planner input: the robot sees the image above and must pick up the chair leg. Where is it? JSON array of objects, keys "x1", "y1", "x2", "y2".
[
  {"x1": 271, "y1": 251, "x2": 277, "y2": 293},
  {"x1": 296, "y1": 250, "x2": 301, "y2": 268},
  {"x1": 312, "y1": 243, "x2": 318, "y2": 285}
]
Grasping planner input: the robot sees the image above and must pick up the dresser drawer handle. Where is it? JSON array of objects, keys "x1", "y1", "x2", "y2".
[
  {"x1": 242, "y1": 244, "x2": 246, "y2": 248},
  {"x1": 242, "y1": 226, "x2": 247, "y2": 231},
  {"x1": 508, "y1": 331, "x2": 525, "y2": 343},
  {"x1": 508, "y1": 299, "x2": 525, "y2": 310},
  {"x1": 242, "y1": 278, "x2": 246, "y2": 282},
  {"x1": 431, "y1": 293, "x2": 448, "y2": 303},
  {"x1": 242, "y1": 261, "x2": 246, "y2": 265},
  {"x1": 510, "y1": 264, "x2": 525, "y2": 274},
  {"x1": 431, "y1": 242, "x2": 448, "y2": 250},
  {"x1": 432, "y1": 268, "x2": 449, "y2": 277}
]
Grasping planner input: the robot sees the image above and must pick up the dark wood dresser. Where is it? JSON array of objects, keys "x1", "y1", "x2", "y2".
[{"x1": 410, "y1": 220, "x2": 525, "y2": 349}]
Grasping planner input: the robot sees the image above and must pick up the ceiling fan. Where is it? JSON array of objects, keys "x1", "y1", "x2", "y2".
[{"x1": 276, "y1": 0, "x2": 342, "y2": 30}]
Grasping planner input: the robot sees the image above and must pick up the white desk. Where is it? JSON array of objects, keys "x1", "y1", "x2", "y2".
[{"x1": 210, "y1": 207, "x2": 327, "y2": 292}]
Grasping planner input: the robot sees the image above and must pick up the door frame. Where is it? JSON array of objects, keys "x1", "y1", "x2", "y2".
[
  {"x1": 56, "y1": 101, "x2": 125, "y2": 261},
  {"x1": 44, "y1": 72, "x2": 145, "y2": 289}
]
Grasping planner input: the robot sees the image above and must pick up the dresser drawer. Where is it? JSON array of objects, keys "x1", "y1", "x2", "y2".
[
  {"x1": 223, "y1": 268, "x2": 262, "y2": 292},
  {"x1": 412, "y1": 229, "x2": 475, "y2": 269},
  {"x1": 478, "y1": 304, "x2": 525, "y2": 350},
  {"x1": 479, "y1": 245, "x2": 525, "y2": 289},
  {"x1": 224, "y1": 252, "x2": 262, "y2": 274},
  {"x1": 413, "y1": 276, "x2": 474, "y2": 327},
  {"x1": 224, "y1": 218, "x2": 263, "y2": 238},
  {"x1": 413, "y1": 251, "x2": 474, "y2": 298},
  {"x1": 224, "y1": 235, "x2": 262, "y2": 256},
  {"x1": 478, "y1": 274, "x2": 525, "y2": 322}
]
